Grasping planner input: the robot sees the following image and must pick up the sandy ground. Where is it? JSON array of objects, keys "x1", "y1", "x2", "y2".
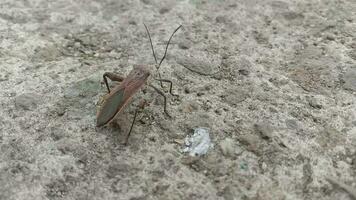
[{"x1": 1, "y1": 0, "x2": 356, "y2": 199}]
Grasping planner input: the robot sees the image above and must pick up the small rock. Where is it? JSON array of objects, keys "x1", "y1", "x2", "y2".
[
  {"x1": 153, "y1": 184, "x2": 170, "y2": 195},
  {"x1": 178, "y1": 39, "x2": 191, "y2": 50},
  {"x1": 238, "y1": 133, "x2": 260, "y2": 153},
  {"x1": 222, "y1": 87, "x2": 249, "y2": 106},
  {"x1": 181, "y1": 101, "x2": 199, "y2": 113},
  {"x1": 254, "y1": 122, "x2": 274, "y2": 140},
  {"x1": 159, "y1": 7, "x2": 170, "y2": 14},
  {"x1": 219, "y1": 138, "x2": 235, "y2": 157},
  {"x1": 238, "y1": 57, "x2": 252, "y2": 69},
  {"x1": 214, "y1": 108, "x2": 223, "y2": 115},
  {"x1": 182, "y1": 128, "x2": 212, "y2": 156},
  {"x1": 50, "y1": 127, "x2": 66, "y2": 141},
  {"x1": 33, "y1": 45, "x2": 61, "y2": 61},
  {"x1": 181, "y1": 155, "x2": 200, "y2": 165},
  {"x1": 216, "y1": 15, "x2": 228, "y2": 24},
  {"x1": 184, "y1": 87, "x2": 191, "y2": 94},
  {"x1": 5, "y1": 92, "x2": 16, "y2": 97},
  {"x1": 306, "y1": 96, "x2": 322, "y2": 109},
  {"x1": 0, "y1": 74, "x2": 9, "y2": 82},
  {"x1": 175, "y1": 53, "x2": 220, "y2": 76},
  {"x1": 316, "y1": 127, "x2": 345, "y2": 148},
  {"x1": 221, "y1": 52, "x2": 230, "y2": 59},
  {"x1": 106, "y1": 163, "x2": 131, "y2": 178},
  {"x1": 285, "y1": 119, "x2": 298, "y2": 129},
  {"x1": 282, "y1": 11, "x2": 304, "y2": 20},
  {"x1": 197, "y1": 92, "x2": 205, "y2": 96},
  {"x1": 49, "y1": 73, "x2": 60, "y2": 80},
  {"x1": 74, "y1": 42, "x2": 81, "y2": 48},
  {"x1": 64, "y1": 78, "x2": 100, "y2": 99},
  {"x1": 325, "y1": 34, "x2": 335, "y2": 41},
  {"x1": 51, "y1": 102, "x2": 66, "y2": 116},
  {"x1": 220, "y1": 186, "x2": 234, "y2": 200},
  {"x1": 238, "y1": 69, "x2": 250, "y2": 76},
  {"x1": 128, "y1": 19, "x2": 136, "y2": 25},
  {"x1": 342, "y1": 67, "x2": 356, "y2": 91},
  {"x1": 208, "y1": 159, "x2": 229, "y2": 176},
  {"x1": 260, "y1": 162, "x2": 268, "y2": 171},
  {"x1": 140, "y1": 0, "x2": 150, "y2": 4},
  {"x1": 15, "y1": 93, "x2": 41, "y2": 111}
]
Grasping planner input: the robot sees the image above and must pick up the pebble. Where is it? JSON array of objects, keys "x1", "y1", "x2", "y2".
[
  {"x1": 50, "y1": 127, "x2": 66, "y2": 141},
  {"x1": 222, "y1": 87, "x2": 249, "y2": 106},
  {"x1": 184, "y1": 87, "x2": 191, "y2": 94},
  {"x1": 34, "y1": 45, "x2": 61, "y2": 61},
  {"x1": 219, "y1": 138, "x2": 235, "y2": 157},
  {"x1": 175, "y1": 53, "x2": 219, "y2": 76},
  {"x1": 15, "y1": 93, "x2": 41, "y2": 111},
  {"x1": 306, "y1": 96, "x2": 322, "y2": 109},
  {"x1": 159, "y1": 7, "x2": 170, "y2": 14},
  {"x1": 64, "y1": 78, "x2": 100, "y2": 99},
  {"x1": 285, "y1": 119, "x2": 298, "y2": 130},
  {"x1": 178, "y1": 39, "x2": 192, "y2": 50},
  {"x1": 220, "y1": 186, "x2": 234, "y2": 200},
  {"x1": 216, "y1": 15, "x2": 228, "y2": 24},
  {"x1": 74, "y1": 42, "x2": 81, "y2": 48},
  {"x1": 238, "y1": 133, "x2": 260, "y2": 153},
  {"x1": 128, "y1": 20, "x2": 136, "y2": 25},
  {"x1": 183, "y1": 128, "x2": 212, "y2": 157},
  {"x1": 325, "y1": 34, "x2": 335, "y2": 41},
  {"x1": 0, "y1": 74, "x2": 9, "y2": 82},
  {"x1": 238, "y1": 69, "x2": 250, "y2": 76},
  {"x1": 214, "y1": 108, "x2": 223, "y2": 115},
  {"x1": 254, "y1": 122, "x2": 274, "y2": 140},
  {"x1": 343, "y1": 67, "x2": 356, "y2": 91},
  {"x1": 180, "y1": 101, "x2": 199, "y2": 113}
]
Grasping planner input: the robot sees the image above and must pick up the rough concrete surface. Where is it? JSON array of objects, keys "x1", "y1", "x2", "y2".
[{"x1": 1, "y1": 0, "x2": 356, "y2": 199}]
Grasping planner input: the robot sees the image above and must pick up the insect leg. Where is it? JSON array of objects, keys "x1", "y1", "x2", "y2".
[
  {"x1": 103, "y1": 72, "x2": 125, "y2": 93},
  {"x1": 123, "y1": 108, "x2": 138, "y2": 145},
  {"x1": 123, "y1": 100, "x2": 147, "y2": 145},
  {"x1": 154, "y1": 79, "x2": 178, "y2": 97},
  {"x1": 149, "y1": 84, "x2": 172, "y2": 118},
  {"x1": 156, "y1": 70, "x2": 164, "y2": 89}
]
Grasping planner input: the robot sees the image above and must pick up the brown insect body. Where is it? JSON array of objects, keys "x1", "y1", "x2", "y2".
[
  {"x1": 96, "y1": 24, "x2": 182, "y2": 144},
  {"x1": 96, "y1": 65, "x2": 151, "y2": 127}
]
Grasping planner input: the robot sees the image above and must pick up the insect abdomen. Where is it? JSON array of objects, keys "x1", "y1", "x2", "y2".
[{"x1": 96, "y1": 88, "x2": 125, "y2": 127}]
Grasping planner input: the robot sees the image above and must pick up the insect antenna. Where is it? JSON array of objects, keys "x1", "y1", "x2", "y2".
[
  {"x1": 143, "y1": 23, "x2": 158, "y2": 65},
  {"x1": 143, "y1": 24, "x2": 182, "y2": 88},
  {"x1": 157, "y1": 25, "x2": 182, "y2": 70}
]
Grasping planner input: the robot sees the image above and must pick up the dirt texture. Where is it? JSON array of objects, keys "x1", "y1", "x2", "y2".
[{"x1": 1, "y1": 0, "x2": 356, "y2": 200}]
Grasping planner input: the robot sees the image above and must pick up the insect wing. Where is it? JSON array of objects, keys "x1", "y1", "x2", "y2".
[{"x1": 96, "y1": 87, "x2": 125, "y2": 127}]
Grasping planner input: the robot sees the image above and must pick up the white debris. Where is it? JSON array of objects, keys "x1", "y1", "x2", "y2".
[{"x1": 182, "y1": 127, "x2": 213, "y2": 156}]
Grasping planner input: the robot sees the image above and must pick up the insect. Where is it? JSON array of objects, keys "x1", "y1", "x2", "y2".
[{"x1": 96, "y1": 24, "x2": 182, "y2": 145}]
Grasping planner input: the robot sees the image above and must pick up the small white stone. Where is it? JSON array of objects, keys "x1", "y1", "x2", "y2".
[
  {"x1": 182, "y1": 128, "x2": 212, "y2": 156},
  {"x1": 220, "y1": 138, "x2": 235, "y2": 157}
]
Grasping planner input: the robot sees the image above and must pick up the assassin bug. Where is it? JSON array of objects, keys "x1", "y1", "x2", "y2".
[{"x1": 96, "y1": 24, "x2": 182, "y2": 145}]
